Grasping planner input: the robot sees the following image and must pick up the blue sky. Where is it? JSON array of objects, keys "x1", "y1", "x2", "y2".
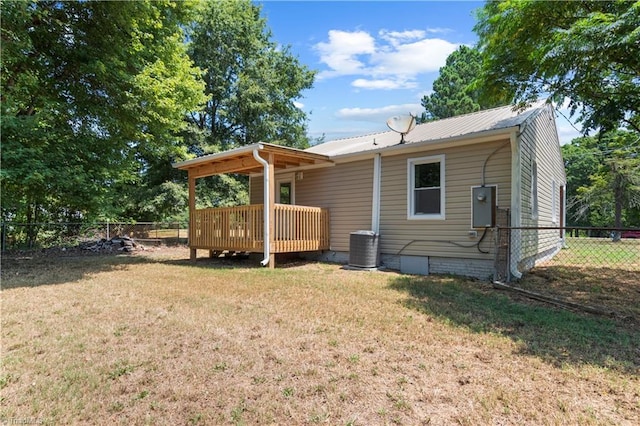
[{"x1": 256, "y1": 0, "x2": 581, "y2": 144}]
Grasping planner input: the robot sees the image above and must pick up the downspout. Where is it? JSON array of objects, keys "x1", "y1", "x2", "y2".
[{"x1": 253, "y1": 146, "x2": 271, "y2": 267}]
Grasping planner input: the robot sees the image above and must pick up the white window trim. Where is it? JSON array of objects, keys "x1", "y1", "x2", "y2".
[
  {"x1": 407, "y1": 154, "x2": 445, "y2": 220},
  {"x1": 275, "y1": 173, "x2": 295, "y2": 205}
]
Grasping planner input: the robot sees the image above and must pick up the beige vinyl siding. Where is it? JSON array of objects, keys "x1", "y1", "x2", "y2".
[
  {"x1": 296, "y1": 161, "x2": 373, "y2": 251},
  {"x1": 519, "y1": 128, "x2": 535, "y2": 226},
  {"x1": 379, "y1": 139, "x2": 512, "y2": 260},
  {"x1": 249, "y1": 176, "x2": 262, "y2": 204},
  {"x1": 531, "y1": 107, "x2": 566, "y2": 226},
  {"x1": 251, "y1": 160, "x2": 374, "y2": 252},
  {"x1": 518, "y1": 105, "x2": 566, "y2": 265}
]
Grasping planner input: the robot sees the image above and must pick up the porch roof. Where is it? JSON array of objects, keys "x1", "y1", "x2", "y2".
[{"x1": 173, "y1": 142, "x2": 333, "y2": 178}]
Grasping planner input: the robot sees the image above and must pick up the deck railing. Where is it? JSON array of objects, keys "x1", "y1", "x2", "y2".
[
  {"x1": 191, "y1": 204, "x2": 329, "y2": 253},
  {"x1": 272, "y1": 204, "x2": 330, "y2": 252}
]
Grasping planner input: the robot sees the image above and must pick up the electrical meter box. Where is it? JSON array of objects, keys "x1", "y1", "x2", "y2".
[{"x1": 472, "y1": 186, "x2": 496, "y2": 228}]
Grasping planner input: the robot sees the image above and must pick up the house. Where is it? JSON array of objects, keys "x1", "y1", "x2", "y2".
[{"x1": 173, "y1": 102, "x2": 566, "y2": 280}]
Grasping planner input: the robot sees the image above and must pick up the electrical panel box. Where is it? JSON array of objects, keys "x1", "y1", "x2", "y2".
[{"x1": 472, "y1": 186, "x2": 496, "y2": 228}]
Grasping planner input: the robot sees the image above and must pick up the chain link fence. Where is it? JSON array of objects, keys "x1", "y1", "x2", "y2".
[
  {"x1": 4, "y1": 222, "x2": 640, "y2": 277},
  {"x1": 1, "y1": 222, "x2": 188, "y2": 251},
  {"x1": 495, "y1": 226, "x2": 640, "y2": 281}
]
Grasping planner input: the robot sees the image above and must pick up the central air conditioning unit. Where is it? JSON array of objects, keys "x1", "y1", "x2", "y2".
[{"x1": 349, "y1": 230, "x2": 379, "y2": 268}]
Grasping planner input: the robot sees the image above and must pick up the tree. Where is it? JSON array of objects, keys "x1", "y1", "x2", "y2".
[
  {"x1": 186, "y1": 0, "x2": 315, "y2": 151},
  {"x1": 561, "y1": 138, "x2": 602, "y2": 227},
  {"x1": 420, "y1": 45, "x2": 510, "y2": 121},
  {"x1": 1, "y1": 1, "x2": 206, "y2": 223},
  {"x1": 564, "y1": 131, "x2": 640, "y2": 229},
  {"x1": 183, "y1": 0, "x2": 316, "y2": 208},
  {"x1": 474, "y1": 0, "x2": 640, "y2": 134}
]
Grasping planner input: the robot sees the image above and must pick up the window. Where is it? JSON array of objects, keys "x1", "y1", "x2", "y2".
[
  {"x1": 408, "y1": 155, "x2": 445, "y2": 219},
  {"x1": 276, "y1": 174, "x2": 294, "y2": 204},
  {"x1": 279, "y1": 182, "x2": 292, "y2": 205}
]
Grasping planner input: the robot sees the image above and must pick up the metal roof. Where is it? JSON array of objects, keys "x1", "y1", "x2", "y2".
[
  {"x1": 172, "y1": 104, "x2": 549, "y2": 178},
  {"x1": 306, "y1": 103, "x2": 546, "y2": 157}
]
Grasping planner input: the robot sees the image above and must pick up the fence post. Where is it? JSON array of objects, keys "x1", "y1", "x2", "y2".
[{"x1": 107, "y1": 219, "x2": 110, "y2": 240}]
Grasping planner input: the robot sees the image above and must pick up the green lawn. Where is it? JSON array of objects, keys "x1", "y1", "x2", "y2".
[{"x1": 547, "y1": 237, "x2": 640, "y2": 269}]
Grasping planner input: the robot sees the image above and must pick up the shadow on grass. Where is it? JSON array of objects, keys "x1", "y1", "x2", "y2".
[
  {"x1": 389, "y1": 275, "x2": 640, "y2": 374},
  {"x1": 1, "y1": 249, "x2": 308, "y2": 290},
  {"x1": 1, "y1": 251, "x2": 150, "y2": 290},
  {"x1": 521, "y1": 265, "x2": 640, "y2": 320},
  {"x1": 158, "y1": 252, "x2": 313, "y2": 270},
  {"x1": 159, "y1": 255, "x2": 259, "y2": 270}
]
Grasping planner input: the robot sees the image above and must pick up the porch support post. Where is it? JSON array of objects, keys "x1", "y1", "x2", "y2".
[
  {"x1": 188, "y1": 173, "x2": 197, "y2": 261},
  {"x1": 267, "y1": 152, "x2": 276, "y2": 268}
]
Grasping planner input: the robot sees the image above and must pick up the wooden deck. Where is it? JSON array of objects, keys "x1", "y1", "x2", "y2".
[{"x1": 190, "y1": 204, "x2": 330, "y2": 253}]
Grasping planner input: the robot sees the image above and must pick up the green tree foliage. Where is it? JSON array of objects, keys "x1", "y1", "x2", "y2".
[
  {"x1": 187, "y1": 0, "x2": 315, "y2": 151},
  {"x1": 1, "y1": 0, "x2": 206, "y2": 223},
  {"x1": 561, "y1": 139, "x2": 600, "y2": 227},
  {"x1": 563, "y1": 131, "x2": 640, "y2": 228},
  {"x1": 184, "y1": 0, "x2": 316, "y2": 208},
  {"x1": 420, "y1": 45, "x2": 510, "y2": 121},
  {"x1": 475, "y1": 0, "x2": 640, "y2": 134}
]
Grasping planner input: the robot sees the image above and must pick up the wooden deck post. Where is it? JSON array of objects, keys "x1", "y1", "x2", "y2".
[{"x1": 188, "y1": 173, "x2": 197, "y2": 261}]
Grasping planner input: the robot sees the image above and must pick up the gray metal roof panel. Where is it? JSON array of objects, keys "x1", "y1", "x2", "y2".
[{"x1": 307, "y1": 103, "x2": 545, "y2": 157}]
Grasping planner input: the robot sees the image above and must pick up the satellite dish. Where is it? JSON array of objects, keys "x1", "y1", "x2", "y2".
[{"x1": 386, "y1": 114, "x2": 416, "y2": 143}]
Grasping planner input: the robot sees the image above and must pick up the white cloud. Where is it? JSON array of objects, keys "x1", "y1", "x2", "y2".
[
  {"x1": 336, "y1": 103, "x2": 423, "y2": 123},
  {"x1": 351, "y1": 78, "x2": 417, "y2": 90},
  {"x1": 553, "y1": 98, "x2": 584, "y2": 144},
  {"x1": 415, "y1": 90, "x2": 433, "y2": 100},
  {"x1": 293, "y1": 101, "x2": 304, "y2": 109},
  {"x1": 370, "y1": 38, "x2": 457, "y2": 77},
  {"x1": 557, "y1": 124, "x2": 581, "y2": 145},
  {"x1": 379, "y1": 29, "x2": 426, "y2": 47},
  {"x1": 425, "y1": 27, "x2": 454, "y2": 35},
  {"x1": 315, "y1": 30, "x2": 375, "y2": 79},
  {"x1": 308, "y1": 126, "x2": 379, "y2": 142},
  {"x1": 314, "y1": 29, "x2": 459, "y2": 88}
]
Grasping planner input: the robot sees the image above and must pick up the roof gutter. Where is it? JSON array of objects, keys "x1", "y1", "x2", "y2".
[{"x1": 252, "y1": 146, "x2": 271, "y2": 267}]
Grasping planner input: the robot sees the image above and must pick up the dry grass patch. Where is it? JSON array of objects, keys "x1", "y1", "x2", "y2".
[
  {"x1": 522, "y1": 238, "x2": 640, "y2": 322},
  {"x1": 2, "y1": 247, "x2": 639, "y2": 425},
  {"x1": 521, "y1": 266, "x2": 640, "y2": 321}
]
